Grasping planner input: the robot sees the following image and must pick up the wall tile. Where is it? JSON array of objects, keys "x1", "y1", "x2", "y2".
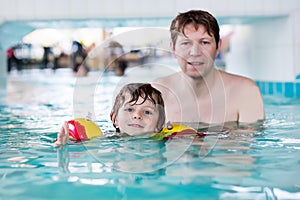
[
  {"x1": 284, "y1": 82, "x2": 294, "y2": 98},
  {"x1": 0, "y1": 0, "x2": 18, "y2": 19},
  {"x1": 295, "y1": 46, "x2": 300, "y2": 77},
  {"x1": 260, "y1": 81, "x2": 266, "y2": 95},
  {"x1": 275, "y1": 82, "x2": 283, "y2": 95},
  {"x1": 268, "y1": 82, "x2": 274, "y2": 95},
  {"x1": 257, "y1": 81, "x2": 300, "y2": 98},
  {"x1": 245, "y1": 0, "x2": 263, "y2": 14},
  {"x1": 228, "y1": 0, "x2": 246, "y2": 14},
  {"x1": 296, "y1": 82, "x2": 300, "y2": 98},
  {"x1": 192, "y1": 0, "x2": 212, "y2": 12},
  {"x1": 16, "y1": 0, "x2": 36, "y2": 19},
  {"x1": 263, "y1": 0, "x2": 281, "y2": 14},
  {"x1": 278, "y1": 0, "x2": 294, "y2": 11}
]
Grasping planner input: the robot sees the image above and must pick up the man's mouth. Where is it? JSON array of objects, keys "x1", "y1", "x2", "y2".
[{"x1": 187, "y1": 61, "x2": 205, "y2": 66}]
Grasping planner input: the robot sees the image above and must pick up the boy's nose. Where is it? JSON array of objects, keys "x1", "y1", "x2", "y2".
[{"x1": 133, "y1": 111, "x2": 142, "y2": 119}]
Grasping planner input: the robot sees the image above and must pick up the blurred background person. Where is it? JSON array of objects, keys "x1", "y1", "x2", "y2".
[
  {"x1": 71, "y1": 40, "x2": 95, "y2": 76},
  {"x1": 104, "y1": 40, "x2": 128, "y2": 76},
  {"x1": 6, "y1": 46, "x2": 20, "y2": 72}
]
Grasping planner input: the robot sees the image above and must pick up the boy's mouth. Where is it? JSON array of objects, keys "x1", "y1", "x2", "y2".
[{"x1": 128, "y1": 124, "x2": 144, "y2": 128}]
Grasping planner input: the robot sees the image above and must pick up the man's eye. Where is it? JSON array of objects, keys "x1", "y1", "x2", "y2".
[
  {"x1": 181, "y1": 41, "x2": 191, "y2": 46},
  {"x1": 201, "y1": 41, "x2": 210, "y2": 45}
]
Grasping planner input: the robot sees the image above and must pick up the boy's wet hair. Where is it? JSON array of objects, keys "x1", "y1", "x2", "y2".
[
  {"x1": 110, "y1": 83, "x2": 166, "y2": 132},
  {"x1": 170, "y1": 10, "x2": 220, "y2": 49}
]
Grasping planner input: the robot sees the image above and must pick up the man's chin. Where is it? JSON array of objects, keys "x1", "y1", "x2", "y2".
[{"x1": 186, "y1": 71, "x2": 204, "y2": 79}]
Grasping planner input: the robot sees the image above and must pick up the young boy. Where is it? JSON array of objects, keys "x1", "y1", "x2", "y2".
[
  {"x1": 54, "y1": 83, "x2": 166, "y2": 146},
  {"x1": 110, "y1": 83, "x2": 165, "y2": 136}
]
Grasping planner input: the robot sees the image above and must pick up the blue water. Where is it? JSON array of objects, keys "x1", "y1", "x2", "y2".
[{"x1": 1, "y1": 68, "x2": 300, "y2": 200}]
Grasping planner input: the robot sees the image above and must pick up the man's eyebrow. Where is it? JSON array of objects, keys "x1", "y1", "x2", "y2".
[
  {"x1": 200, "y1": 36, "x2": 214, "y2": 40},
  {"x1": 179, "y1": 37, "x2": 192, "y2": 41}
]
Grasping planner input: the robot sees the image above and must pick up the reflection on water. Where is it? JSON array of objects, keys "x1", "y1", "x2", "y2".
[{"x1": 1, "y1": 69, "x2": 300, "y2": 199}]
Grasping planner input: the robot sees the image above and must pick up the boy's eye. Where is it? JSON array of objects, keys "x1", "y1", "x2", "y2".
[
  {"x1": 144, "y1": 110, "x2": 152, "y2": 115},
  {"x1": 125, "y1": 108, "x2": 133, "y2": 112}
]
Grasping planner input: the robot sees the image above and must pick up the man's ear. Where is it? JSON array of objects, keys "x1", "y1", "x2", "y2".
[
  {"x1": 216, "y1": 38, "x2": 222, "y2": 57},
  {"x1": 170, "y1": 41, "x2": 176, "y2": 58}
]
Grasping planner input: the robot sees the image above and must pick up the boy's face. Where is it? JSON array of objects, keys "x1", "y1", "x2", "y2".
[{"x1": 115, "y1": 95, "x2": 160, "y2": 136}]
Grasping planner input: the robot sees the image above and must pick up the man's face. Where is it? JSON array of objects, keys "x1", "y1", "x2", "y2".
[{"x1": 172, "y1": 24, "x2": 221, "y2": 79}]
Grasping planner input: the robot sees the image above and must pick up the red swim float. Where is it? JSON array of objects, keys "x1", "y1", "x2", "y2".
[{"x1": 67, "y1": 118, "x2": 103, "y2": 141}]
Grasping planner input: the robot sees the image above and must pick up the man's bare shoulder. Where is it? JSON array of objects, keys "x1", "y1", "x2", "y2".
[
  {"x1": 152, "y1": 72, "x2": 182, "y2": 92},
  {"x1": 220, "y1": 70, "x2": 258, "y2": 89},
  {"x1": 153, "y1": 72, "x2": 180, "y2": 85},
  {"x1": 152, "y1": 73, "x2": 184, "y2": 101},
  {"x1": 218, "y1": 70, "x2": 262, "y2": 108}
]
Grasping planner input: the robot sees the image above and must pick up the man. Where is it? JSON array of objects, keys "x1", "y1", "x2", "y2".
[{"x1": 153, "y1": 10, "x2": 265, "y2": 124}]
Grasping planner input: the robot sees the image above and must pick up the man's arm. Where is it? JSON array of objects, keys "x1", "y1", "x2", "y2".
[{"x1": 238, "y1": 83, "x2": 265, "y2": 123}]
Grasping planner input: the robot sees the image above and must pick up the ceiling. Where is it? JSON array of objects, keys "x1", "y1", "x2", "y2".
[{"x1": 0, "y1": 15, "x2": 286, "y2": 49}]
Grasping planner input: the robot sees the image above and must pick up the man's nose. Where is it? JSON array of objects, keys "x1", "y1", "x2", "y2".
[{"x1": 190, "y1": 42, "x2": 202, "y2": 56}]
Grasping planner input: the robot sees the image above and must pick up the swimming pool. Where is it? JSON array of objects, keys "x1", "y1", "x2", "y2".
[{"x1": 1, "y1": 68, "x2": 300, "y2": 200}]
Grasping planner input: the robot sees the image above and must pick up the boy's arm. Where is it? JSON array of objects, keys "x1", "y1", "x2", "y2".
[{"x1": 54, "y1": 121, "x2": 69, "y2": 147}]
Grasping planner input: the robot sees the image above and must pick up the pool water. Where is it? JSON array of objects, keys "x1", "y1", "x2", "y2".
[{"x1": 1, "y1": 68, "x2": 300, "y2": 200}]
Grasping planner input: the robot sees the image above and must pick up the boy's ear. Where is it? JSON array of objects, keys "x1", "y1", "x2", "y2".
[
  {"x1": 113, "y1": 119, "x2": 121, "y2": 133},
  {"x1": 114, "y1": 118, "x2": 119, "y2": 127},
  {"x1": 156, "y1": 121, "x2": 164, "y2": 133},
  {"x1": 110, "y1": 112, "x2": 117, "y2": 124},
  {"x1": 110, "y1": 112, "x2": 114, "y2": 121}
]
